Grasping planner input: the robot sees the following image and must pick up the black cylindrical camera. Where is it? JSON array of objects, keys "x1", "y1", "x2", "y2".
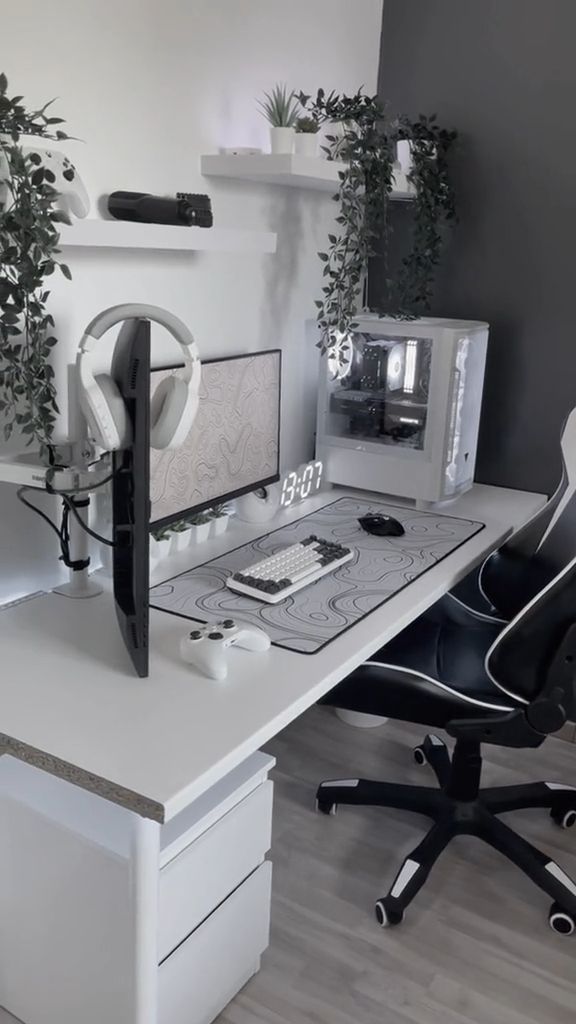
[{"x1": 107, "y1": 191, "x2": 213, "y2": 227}]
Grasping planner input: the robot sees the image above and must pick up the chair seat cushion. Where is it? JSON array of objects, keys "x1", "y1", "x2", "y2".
[{"x1": 320, "y1": 613, "x2": 522, "y2": 729}]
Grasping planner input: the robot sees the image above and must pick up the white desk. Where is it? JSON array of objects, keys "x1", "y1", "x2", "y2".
[
  {"x1": 0, "y1": 484, "x2": 545, "y2": 1024},
  {"x1": 0, "y1": 484, "x2": 544, "y2": 825}
]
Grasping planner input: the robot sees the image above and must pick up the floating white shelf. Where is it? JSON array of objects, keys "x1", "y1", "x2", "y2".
[
  {"x1": 58, "y1": 219, "x2": 277, "y2": 254},
  {"x1": 201, "y1": 153, "x2": 416, "y2": 199}
]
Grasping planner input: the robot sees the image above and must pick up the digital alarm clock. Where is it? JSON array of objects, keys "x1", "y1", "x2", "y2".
[{"x1": 280, "y1": 459, "x2": 324, "y2": 508}]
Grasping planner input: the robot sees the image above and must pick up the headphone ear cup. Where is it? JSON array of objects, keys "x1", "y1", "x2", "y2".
[
  {"x1": 151, "y1": 376, "x2": 190, "y2": 450},
  {"x1": 94, "y1": 374, "x2": 131, "y2": 450}
]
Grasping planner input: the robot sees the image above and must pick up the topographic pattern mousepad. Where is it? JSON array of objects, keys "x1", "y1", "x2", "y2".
[{"x1": 150, "y1": 497, "x2": 485, "y2": 654}]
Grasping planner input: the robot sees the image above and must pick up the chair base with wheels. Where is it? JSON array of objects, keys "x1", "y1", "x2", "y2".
[{"x1": 317, "y1": 735, "x2": 576, "y2": 935}]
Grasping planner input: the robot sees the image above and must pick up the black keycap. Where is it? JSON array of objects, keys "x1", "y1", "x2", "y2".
[
  {"x1": 189, "y1": 630, "x2": 203, "y2": 640},
  {"x1": 208, "y1": 632, "x2": 224, "y2": 640},
  {"x1": 222, "y1": 619, "x2": 235, "y2": 629}
]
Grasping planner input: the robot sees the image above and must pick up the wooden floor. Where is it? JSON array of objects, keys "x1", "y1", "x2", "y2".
[
  {"x1": 1, "y1": 707, "x2": 575, "y2": 1024},
  {"x1": 220, "y1": 706, "x2": 576, "y2": 1024}
]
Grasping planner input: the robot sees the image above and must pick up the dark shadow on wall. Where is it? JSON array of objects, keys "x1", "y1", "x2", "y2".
[{"x1": 376, "y1": 0, "x2": 576, "y2": 495}]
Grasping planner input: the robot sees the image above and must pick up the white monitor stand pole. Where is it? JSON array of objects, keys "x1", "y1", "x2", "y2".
[{"x1": 52, "y1": 488, "x2": 103, "y2": 599}]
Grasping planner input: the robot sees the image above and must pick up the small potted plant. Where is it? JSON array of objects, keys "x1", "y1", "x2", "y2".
[
  {"x1": 208, "y1": 503, "x2": 232, "y2": 537},
  {"x1": 187, "y1": 511, "x2": 212, "y2": 545},
  {"x1": 170, "y1": 519, "x2": 193, "y2": 553},
  {"x1": 150, "y1": 526, "x2": 173, "y2": 568},
  {"x1": 258, "y1": 83, "x2": 298, "y2": 154},
  {"x1": 294, "y1": 116, "x2": 320, "y2": 157}
]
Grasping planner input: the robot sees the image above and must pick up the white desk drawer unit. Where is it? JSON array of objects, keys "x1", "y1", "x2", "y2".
[
  {"x1": 0, "y1": 751, "x2": 275, "y2": 1024},
  {"x1": 159, "y1": 779, "x2": 273, "y2": 961},
  {"x1": 160, "y1": 860, "x2": 272, "y2": 1024}
]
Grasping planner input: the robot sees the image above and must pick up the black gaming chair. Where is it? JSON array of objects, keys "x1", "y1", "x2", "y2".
[
  {"x1": 317, "y1": 468, "x2": 576, "y2": 935},
  {"x1": 444, "y1": 407, "x2": 576, "y2": 623}
]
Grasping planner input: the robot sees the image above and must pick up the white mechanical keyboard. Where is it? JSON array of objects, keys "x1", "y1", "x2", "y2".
[{"x1": 226, "y1": 535, "x2": 353, "y2": 604}]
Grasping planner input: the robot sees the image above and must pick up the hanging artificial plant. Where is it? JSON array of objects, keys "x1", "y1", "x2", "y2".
[
  {"x1": 0, "y1": 72, "x2": 73, "y2": 447},
  {"x1": 297, "y1": 89, "x2": 457, "y2": 354}
]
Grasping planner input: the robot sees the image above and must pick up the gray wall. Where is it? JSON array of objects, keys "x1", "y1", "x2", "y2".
[{"x1": 377, "y1": 0, "x2": 576, "y2": 494}]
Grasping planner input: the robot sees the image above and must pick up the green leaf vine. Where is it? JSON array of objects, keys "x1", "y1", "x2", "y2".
[
  {"x1": 0, "y1": 72, "x2": 74, "y2": 447},
  {"x1": 297, "y1": 89, "x2": 457, "y2": 353}
]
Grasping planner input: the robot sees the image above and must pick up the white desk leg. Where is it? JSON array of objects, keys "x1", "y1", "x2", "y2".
[{"x1": 130, "y1": 814, "x2": 161, "y2": 1024}]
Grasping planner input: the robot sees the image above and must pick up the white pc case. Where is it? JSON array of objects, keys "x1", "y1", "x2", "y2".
[{"x1": 315, "y1": 316, "x2": 489, "y2": 504}]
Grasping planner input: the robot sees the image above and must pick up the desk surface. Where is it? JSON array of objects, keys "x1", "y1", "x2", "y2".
[{"x1": 0, "y1": 485, "x2": 544, "y2": 823}]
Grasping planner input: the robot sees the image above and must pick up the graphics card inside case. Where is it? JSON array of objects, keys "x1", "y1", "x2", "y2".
[{"x1": 315, "y1": 317, "x2": 489, "y2": 504}]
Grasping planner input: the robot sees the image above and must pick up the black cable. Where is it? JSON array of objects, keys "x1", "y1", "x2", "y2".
[
  {"x1": 17, "y1": 486, "x2": 82, "y2": 569},
  {"x1": 61, "y1": 494, "x2": 116, "y2": 547},
  {"x1": 18, "y1": 485, "x2": 116, "y2": 568},
  {"x1": 17, "y1": 487, "x2": 64, "y2": 543}
]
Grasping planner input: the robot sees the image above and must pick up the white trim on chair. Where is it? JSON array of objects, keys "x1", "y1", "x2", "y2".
[
  {"x1": 445, "y1": 591, "x2": 507, "y2": 625},
  {"x1": 364, "y1": 662, "x2": 514, "y2": 713},
  {"x1": 537, "y1": 408, "x2": 576, "y2": 550},
  {"x1": 484, "y1": 552, "x2": 576, "y2": 704}
]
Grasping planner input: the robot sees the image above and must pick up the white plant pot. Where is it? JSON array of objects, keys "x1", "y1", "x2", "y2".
[
  {"x1": 149, "y1": 536, "x2": 172, "y2": 570},
  {"x1": 173, "y1": 528, "x2": 193, "y2": 553},
  {"x1": 335, "y1": 708, "x2": 389, "y2": 729},
  {"x1": 168, "y1": 533, "x2": 181, "y2": 556},
  {"x1": 270, "y1": 126, "x2": 295, "y2": 155},
  {"x1": 294, "y1": 133, "x2": 319, "y2": 157},
  {"x1": 190, "y1": 521, "x2": 211, "y2": 545},
  {"x1": 210, "y1": 514, "x2": 230, "y2": 537}
]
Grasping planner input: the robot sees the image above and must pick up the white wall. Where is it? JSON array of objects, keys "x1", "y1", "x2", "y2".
[{"x1": 0, "y1": 0, "x2": 384, "y2": 601}]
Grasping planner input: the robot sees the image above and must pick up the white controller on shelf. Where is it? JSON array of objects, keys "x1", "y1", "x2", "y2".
[{"x1": 180, "y1": 619, "x2": 271, "y2": 680}]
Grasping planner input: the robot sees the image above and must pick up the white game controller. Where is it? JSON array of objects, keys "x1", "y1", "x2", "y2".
[
  {"x1": 26, "y1": 146, "x2": 90, "y2": 218},
  {"x1": 0, "y1": 143, "x2": 90, "y2": 219},
  {"x1": 180, "y1": 619, "x2": 271, "y2": 680}
]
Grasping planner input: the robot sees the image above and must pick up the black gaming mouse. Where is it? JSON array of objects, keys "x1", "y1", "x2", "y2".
[{"x1": 358, "y1": 514, "x2": 405, "y2": 538}]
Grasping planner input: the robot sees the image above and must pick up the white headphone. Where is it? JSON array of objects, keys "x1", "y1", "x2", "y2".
[{"x1": 77, "y1": 304, "x2": 201, "y2": 451}]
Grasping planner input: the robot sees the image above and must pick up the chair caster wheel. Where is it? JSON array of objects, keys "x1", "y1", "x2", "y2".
[
  {"x1": 315, "y1": 797, "x2": 337, "y2": 816},
  {"x1": 550, "y1": 807, "x2": 576, "y2": 830},
  {"x1": 413, "y1": 745, "x2": 427, "y2": 767},
  {"x1": 549, "y1": 902, "x2": 576, "y2": 935},
  {"x1": 375, "y1": 899, "x2": 403, "y2": 928}
]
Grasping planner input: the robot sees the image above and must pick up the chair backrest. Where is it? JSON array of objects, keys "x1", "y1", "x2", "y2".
[
  {"x1": 486, "y1": 553, "x2": 576, "y2": 713},
  {"x1": 481, "y1": 407, "x2": 576, "y2": 619}
]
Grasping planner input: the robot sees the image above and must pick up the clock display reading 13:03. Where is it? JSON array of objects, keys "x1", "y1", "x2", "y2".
[{"x1": 280, "y1": 460, "x2": 324, "y2": 508}]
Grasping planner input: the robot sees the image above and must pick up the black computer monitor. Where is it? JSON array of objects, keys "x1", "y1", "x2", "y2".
[
  {"x1": 111, "y1": 318, "x2": 150, "y2": 678},
  {"x1": 149, "y1": 349, "x2": 281, "y2": 530}
]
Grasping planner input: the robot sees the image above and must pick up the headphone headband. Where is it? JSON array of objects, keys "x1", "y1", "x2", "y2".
[
  {"x1": 80, "y1": 303, "x2": 196, "y2": 349},
  {"x1": 78, "y1": 303, "x2": 201, "y2": 452}
]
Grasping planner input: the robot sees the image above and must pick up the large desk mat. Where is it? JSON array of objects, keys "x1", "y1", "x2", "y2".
[{"x1": 150, "y1": 497, "x2": 485, "y2": 654}]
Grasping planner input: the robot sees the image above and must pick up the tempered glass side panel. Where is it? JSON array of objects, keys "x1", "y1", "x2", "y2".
[{"x1": 326, "y1": 333, "x2": 432, "y2": 451}]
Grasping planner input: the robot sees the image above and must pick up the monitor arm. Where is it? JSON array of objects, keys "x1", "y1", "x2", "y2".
[{"x1": 0, "y1": 441, "x2": 111, "y2": 600}]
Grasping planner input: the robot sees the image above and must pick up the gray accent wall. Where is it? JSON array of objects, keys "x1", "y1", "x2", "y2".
[{"x1": 377, "y1": 0, "x2": 576, "y2": 494}]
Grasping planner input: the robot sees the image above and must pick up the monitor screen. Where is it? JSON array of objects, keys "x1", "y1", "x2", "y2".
[{"x1": 150, "y1": 349, "x2": 281, "y2": 528}]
